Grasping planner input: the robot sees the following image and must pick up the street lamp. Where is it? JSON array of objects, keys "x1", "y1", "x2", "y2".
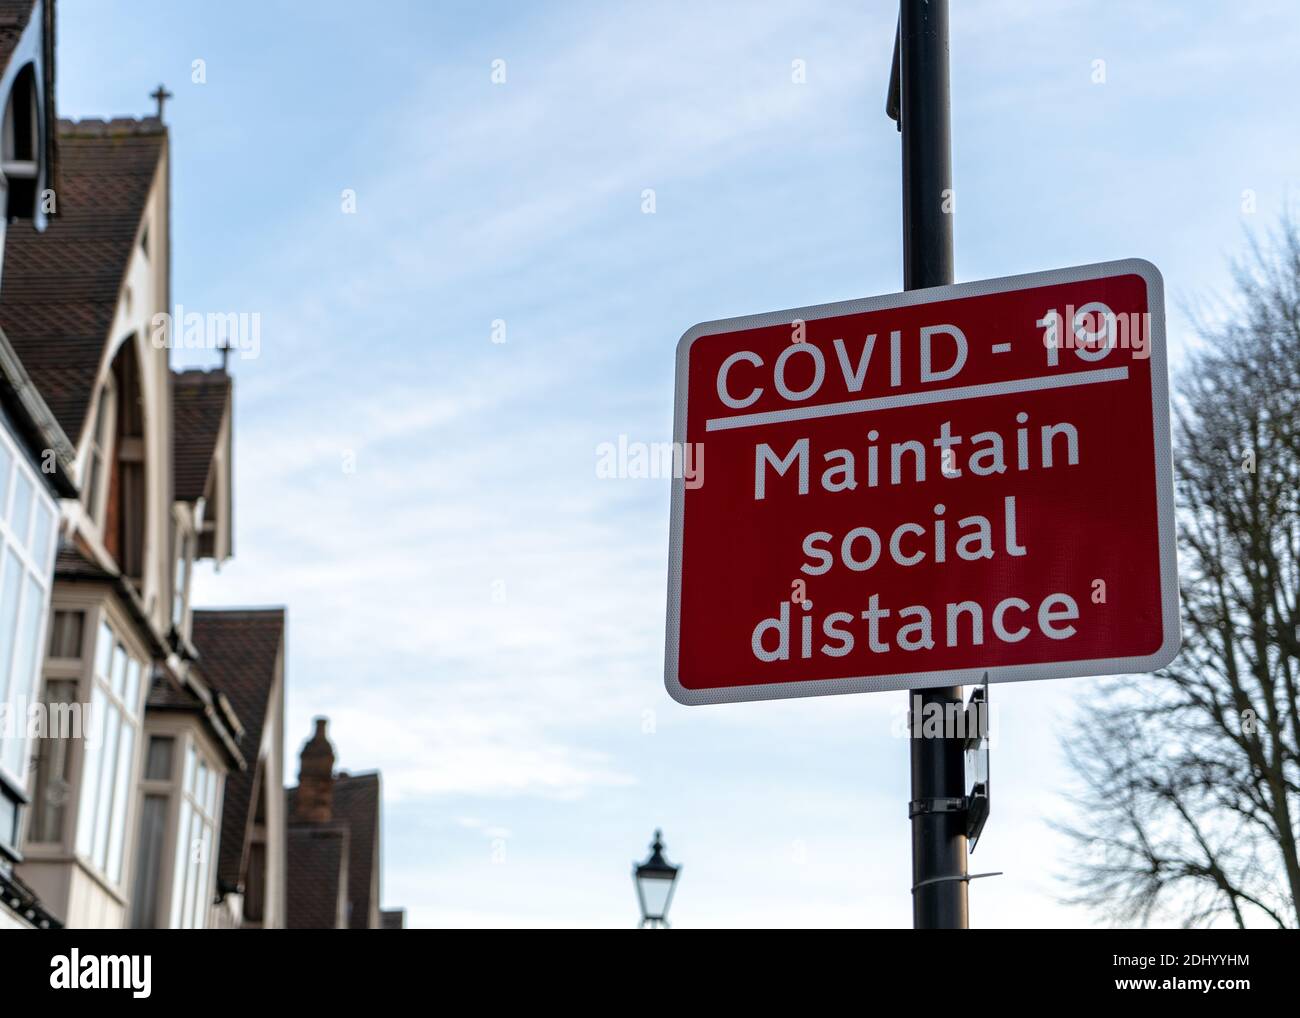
[{"x1": 632, "y1": 829, "x2": 680, "y2": 928}]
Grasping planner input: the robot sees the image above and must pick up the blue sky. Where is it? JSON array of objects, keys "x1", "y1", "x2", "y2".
[{"x1": 57, "y1": 0, "x2": 1300, "y2": 927}]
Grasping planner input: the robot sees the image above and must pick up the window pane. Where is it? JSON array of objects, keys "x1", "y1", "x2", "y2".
[
  {"x1": 8, "y1": 469, "x2": 31, "y2": 548},
  {"x1": 110, "y1": 642, "x2": 127, "y2": 699},
  {"x1": 0, "y1": 441, "x2": 11, "y2": 519},
  {"x1": 184, "y1": 742, "x2": 196, "y2": 796},
  {"x1": 28, "y1": 496, "x2": 52, "y2": 563},
  {"x1": 124, "y1": 658, "x2": 141, "y2": 717},
  {"x1": 30, "y1": 679, "x2": 78, "y2": 843},
  {"x1": 47, "y1": 610, "x2": 85, "y2": 659},
  {"x1": 94, "y1": 620, "x2": 113, "y2": 680},
  {"x1": 130, "y1": 794, "x2": 169, "y2": 928},
  {"x1": 2, "y1": 573, "x2": 44, "y2": 777},
  {"x1": 190, "y1": 820, "x2": 213, "y2": 929},
  {"x1": 106, "y1": 722, "x2": 135, "y2": 883},
  {"x1": 90, "y1": 703, "x2": 121, "y2": 870},
  {"x1": 179, "y1": 805, "x2": 201, "y2": 928},
  {"x1": 207, "y1": 769, "x2": 219, "y2": 815},
  {"x1": 75, "y1": 684, "x2": 108, "y2": 858},
  {"x1": 145, "y1": 736, "x2": 174, "y2": 781},
  {"x1": 0, "y1": 549, "x2": 21, "y2": 709},
  {"x1": 197, "y1": 760, "x2": 208, "y2": 812},
  {"x1": 169, "y1": 799, "x2": 191, "y2": 929}
]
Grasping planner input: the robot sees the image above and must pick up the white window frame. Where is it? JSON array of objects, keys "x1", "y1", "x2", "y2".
[
  {"x1": 0, "y1": 421, "x2": 58, "y2": 802},
  {"x1": 166, "y1": 733, "x2": 221, "y2": 929},
  {"x1": 131, "y1": 722, "x2": 224, "y2": 929},
  {"x1": 83, "y1": 377, "x2": 116, "y2": 530},
  {"x1": 72, "y1": 613, "x2": 146, "y2": 889}
]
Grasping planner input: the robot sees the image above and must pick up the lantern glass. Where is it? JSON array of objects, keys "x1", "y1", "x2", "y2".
[{"x1": 636, "y1": 871, "x2": 675, "y2": 920}]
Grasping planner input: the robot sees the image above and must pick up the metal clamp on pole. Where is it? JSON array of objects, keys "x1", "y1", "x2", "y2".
[
  {"x1": 912, "y1": 871, "x2": 1004, "y2": 894},
  {"x1": 908, "y1": 796, "x2": 967, "y2": 819}
]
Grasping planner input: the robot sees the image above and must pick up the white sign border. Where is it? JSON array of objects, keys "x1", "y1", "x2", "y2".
[{"x1": 665, "y1": 258, "x2": 1181, "y2": 705}]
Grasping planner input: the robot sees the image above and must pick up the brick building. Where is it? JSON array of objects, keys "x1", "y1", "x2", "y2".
[{"x1": 0, "y1": 0, "x2": 399, "y2": 929}]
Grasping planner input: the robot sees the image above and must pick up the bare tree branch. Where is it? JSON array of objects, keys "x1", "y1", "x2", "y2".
[{"x1": 1057, "y1": 214, "x2": 1300, "y2": 927}]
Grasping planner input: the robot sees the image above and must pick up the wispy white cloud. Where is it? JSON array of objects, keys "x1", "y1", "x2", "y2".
[
  {"x1": 119, "y1": 0, "x2": 1300, "y2": 926},
  {"x1": 191, "y1": 0, "x2": 897, "y2": 808}
]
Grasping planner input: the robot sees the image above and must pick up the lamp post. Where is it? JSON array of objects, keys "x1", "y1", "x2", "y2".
[{"x1": 632, "y1": 829, "x2": 680, "y2": 928}]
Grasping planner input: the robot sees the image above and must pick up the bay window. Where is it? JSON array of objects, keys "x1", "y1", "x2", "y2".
[
  {"x1": 131, "y1": 727, "x2": 222, "y2": 928},
  {"x1": 73, "y1": 618, "x2": 144, "y2": 885},
  {"x1": 0, "y1": 426, "x2": 58, "y2": 856}
]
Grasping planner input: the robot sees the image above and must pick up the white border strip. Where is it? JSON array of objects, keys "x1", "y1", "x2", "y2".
[
  {"x1": 664, "y1": 258, "x2": 1181, "y2": 705},
  {"x1": 705, "y1": 366, "x2": 1130, "y2": 432}
]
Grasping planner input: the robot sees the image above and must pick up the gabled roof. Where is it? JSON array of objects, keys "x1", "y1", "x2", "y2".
[
  {"x1": 190, "y1": 608, "x2": 285, "y2": 892},
  {"x1": 333, "y1": 772, "x2": 381, "y2": 930},
  {"x1": 172, "y1": 368, "x2": 230, "y2": 503},
  {"x1": 286, "y1": 824, "x2": 349, "y2": 929},
  {"x1": 286, "y1": 771, "x2": 381, "y2": 930},
  {"x1": 0, "y1": 117, "x2": 164, "y2": 442}
]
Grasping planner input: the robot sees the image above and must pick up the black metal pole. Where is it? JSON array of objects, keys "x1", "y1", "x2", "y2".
[
  {"x1": 900, "y1": 0, "x2": 953, "y2": 291},
  {"x1": 899, "y1": 0, "x2": 969, "y2": 930}
]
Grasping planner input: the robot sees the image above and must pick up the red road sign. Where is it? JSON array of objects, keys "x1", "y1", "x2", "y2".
[{"x1": 666, "y1": 260, "x2": 1179, "y2": 704}]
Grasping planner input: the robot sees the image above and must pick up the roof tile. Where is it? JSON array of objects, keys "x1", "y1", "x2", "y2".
[
  {"x1": 0, "y1": 118, "x2": 165, "y2": 440},
  {"x1": 191, "y1": 608, "x2": 285, "y2": 891},
  {"x1": 286, "y1": 824, "x2": 348, "y2": 929},
  {"x1": 172, "y1": 368, "x2": 229, "y2": 503}
]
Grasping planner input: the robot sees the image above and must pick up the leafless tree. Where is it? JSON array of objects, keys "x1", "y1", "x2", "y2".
[{"x1": 1058, "y1": 217, "x2": 1300, "y2": 928}]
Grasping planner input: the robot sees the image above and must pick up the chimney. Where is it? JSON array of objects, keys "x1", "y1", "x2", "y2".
[{"x1": 294, "y1": 717, "x2": 336, "y2": 823}]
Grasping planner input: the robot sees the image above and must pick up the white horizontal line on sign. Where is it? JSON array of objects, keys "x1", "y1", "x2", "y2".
[{"x1": 704, "y1": 365, "x2": 1131, "y2": 432}]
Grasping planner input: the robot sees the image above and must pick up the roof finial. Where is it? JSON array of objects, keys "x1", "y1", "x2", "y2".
[{"x1": 150, "y1": 83, "x2": 173, "y2": 120}]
